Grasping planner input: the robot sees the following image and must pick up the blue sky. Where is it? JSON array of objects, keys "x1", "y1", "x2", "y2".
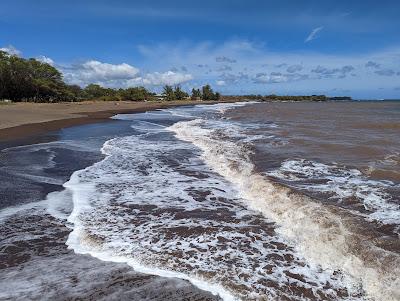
[{"x1": 1, "y1": 0, "x2": 400, "y2": 98}]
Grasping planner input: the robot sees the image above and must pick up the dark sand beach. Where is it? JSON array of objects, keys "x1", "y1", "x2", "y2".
[
  {"x1": 0, "y1": 101, "x2": 223, "y2": 301},
  {"x1": 0, "y1": 100, "x2": 224, "y2": 142}
]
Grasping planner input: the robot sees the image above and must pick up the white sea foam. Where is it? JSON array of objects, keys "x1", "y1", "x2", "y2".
[
  {"x1": 64, "y1": 134, "x2": 240, "y2": 300},
  {"x1": 168, "y1": 118, "x2": 400, "y2": 301},
  {"x1": 46, "y1": 190, "x2": 74, "y2": 221},
  {"x1": 64, "y1": 118, "x2": 361, "y2": 299},
  {"x1": 0, "y1": 187, "x2": 73, "y2": 223},
  {"x1": 0, "y1": 199, "x2": 48, "y2": 222},
  {"x1": 267, "y1": 159, "x2": 400, "y2": 228}
]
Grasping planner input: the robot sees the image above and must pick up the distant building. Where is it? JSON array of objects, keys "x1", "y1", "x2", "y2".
[{"x1": 155, "y1": 94, "x2": 166, "y2": 101}]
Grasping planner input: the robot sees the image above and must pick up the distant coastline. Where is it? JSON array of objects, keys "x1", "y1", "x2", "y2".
[{"x1": 220, "y1": 94, "x2": 352, "y2": 102}]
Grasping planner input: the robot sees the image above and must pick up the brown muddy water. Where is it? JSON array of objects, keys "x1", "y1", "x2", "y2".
[{"x1": 1, "y1": 101, "x2": 399, "y2": 300}]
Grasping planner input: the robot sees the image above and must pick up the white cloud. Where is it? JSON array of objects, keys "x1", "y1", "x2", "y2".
[
  {"x1": 133, "y1": 39, "x2": 400, "y2": 97},
  {"x1": 36, "y1": 55, "x2": 55, "y2": 66},
  {"x1": 253, "y1": 72, "x2": 289, "y2": 84},
  {"x1": 63, "y1": 60, "x2": 140, "y2": 86},
  {"x1": 79, "y1": 60, "x2": 139, "y2": 81},
  {"x1": 305, "y1": 26, "x2": 324, "y2": 43},
  {"x1": 6, "y1": 38, "x2": 400, "y2": 98},
  {"x1": 0, "y1": 45, "x2": 22, "y2": 56},
  {"x1": 63, "y1": 60, "x2": 193, "y2": 88},
  {"x1": 130, "y1": 71, "x2": 193, "y2": 86}
]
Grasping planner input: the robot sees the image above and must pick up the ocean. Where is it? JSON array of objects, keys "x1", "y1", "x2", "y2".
[{"x1": 1, "y1": 101, "x2": 399, "y2": 300}]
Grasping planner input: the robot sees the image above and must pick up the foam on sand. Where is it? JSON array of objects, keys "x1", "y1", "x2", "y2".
[{"x1": 64, "y1": 123, "x2": 362, "y2": 300}]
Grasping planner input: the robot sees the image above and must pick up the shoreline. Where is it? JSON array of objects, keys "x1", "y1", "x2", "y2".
[
  {"x1": 0, "y1": 100, "x2": 225, "y2": 143},
  {"x1": 0, "y1": 103, "x2": 223, "y2": 300}
]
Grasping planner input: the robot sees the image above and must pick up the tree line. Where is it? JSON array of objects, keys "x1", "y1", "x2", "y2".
[
  {"x1": 0, "y1": 51, "x2": 76, "y2": 102},
  {"x1": 0, "y1": 51, "x2": 220, "y2": 102},
  {"x1": 162, "y1": 85, "x2": 220, "y2": 101}
]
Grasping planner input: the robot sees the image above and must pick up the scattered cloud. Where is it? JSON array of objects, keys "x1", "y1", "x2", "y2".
[
  {"x1": 4, "y1": 39, "x2": 400, "y2": 97},
  {"x1": 253, "y1": 72, "x2": 288, "y2": 84},
  {"x1": 219, "y1": 72, "x2": 248, "y2": 84},
  {"x1": 252, "y1": 71, "x2": 308, "y2": 84},
  {"x1": 130, "y1": 39, "x2": 400, "y2": 97},
  {"x1": 286, "y1": 64, "x2": 303, "y2": 73},
  {"x1": 170, "y1": 66, "x2": 188, "y2": 72},
  {"x1": 311, "y1": 65, "x2": 354, "y2": 78},
  {"x1": 305, "y1": 26, "x2": 324, "y2": 43},
  {"x1": 374, "y1": 69, "x2": 396, "y2": 76},
  {"x1": 0, "y1": 44, "x2": 22, "y2": 56},
  {"x1": 365, "y1": 61, "x2": 381, "y2": 69},
  {"x1": 216, "y1": 56, "x2": 237, "y2": 63},
  {"x1": 128, "y1": 71, "x2": 193, "y2": 87},
  {"x1": 216, "y1": 65, "x2": 232, "y2": 72}
]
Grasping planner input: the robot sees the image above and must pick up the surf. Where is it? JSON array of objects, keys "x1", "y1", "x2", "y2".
[{"x1": 168, "y1": 117, "x2": 400, "y2": 301}]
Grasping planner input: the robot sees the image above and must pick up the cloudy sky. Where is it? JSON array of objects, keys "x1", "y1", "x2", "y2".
[{"x1": 1, "y1": 0, "x2": 400, "y2": 98}]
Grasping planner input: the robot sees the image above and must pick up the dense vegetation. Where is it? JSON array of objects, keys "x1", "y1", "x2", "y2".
[
  {"x1": 162, "y1": 85, "x2": 220, "y2": 101},
  {"x1": 0, "y1": 51, "x2": 77, "y2": 102},
  {"x1": 0, "y1": 51, "x2": 220, "y2": 102},
  {"x1": 163, "y1": 85, "x2": 189, "y2": 101}
]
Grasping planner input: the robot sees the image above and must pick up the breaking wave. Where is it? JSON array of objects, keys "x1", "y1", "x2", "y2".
[
  {"x1": 63, "y1": 103, "x2": 400, "y2": 300},
  {"x1": 168, "y1": 118, "x2": 400, "y2": 301}
]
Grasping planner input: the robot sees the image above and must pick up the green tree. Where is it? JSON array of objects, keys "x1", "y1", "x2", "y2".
[
  {"x1": 119, "y1": 86, "x2": 150, "y2": 101},
  {"x1": 66, "y1": 85, "x2": 84, "y2": 101},
  {"x1": 163, "y1": 85, "x2": 175, "y2": 101},
  {"x1": 191, "y1": 88, "x2": 202, "y2": 100},
  {"x1": 201, "y1": 84, "x2": 219, "y2": 100},
  {"x1": 83, "y1": 84, "x2": 116, "y2": 99},
  {"x1": 0, "y1": 51, "x2": 73, "y2": 102},
  {"x1": 174, "y1": 85, "x2": 189, "y2": 100}
]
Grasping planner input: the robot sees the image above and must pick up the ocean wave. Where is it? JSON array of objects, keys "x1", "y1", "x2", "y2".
[
  {"x1": 64, "y1": 126, "x2": 361, "y2": 300},
  {"x1": 266, "y1": 159, "x2": 400, "y2": 230},
  {"x1": 168, "y1": 118, "x2": 400, "y2": 301}
]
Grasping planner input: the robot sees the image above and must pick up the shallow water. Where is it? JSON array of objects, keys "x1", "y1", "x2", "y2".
[{"x1": 0, "y1": 119, "x2": 219, "y2": 301}]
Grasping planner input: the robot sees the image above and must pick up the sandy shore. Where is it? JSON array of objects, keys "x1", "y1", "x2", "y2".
[
  {"x1": 0, "y1": 106, "x2": 221, "y2": 301},
  {"x1": 0, "y1": 100, "x2": 219, "y2": 141}
]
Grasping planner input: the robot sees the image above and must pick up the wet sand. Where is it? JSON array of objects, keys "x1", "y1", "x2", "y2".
[
  {"x1": 0, "y1": 209, "x2": 220, "y2": 301},
  {"x1": 0, "y1": 100, "x2": 222, "y2": 142},
  {"x1": 0, "y1": 103, "x2": 222, "y2": 301}
]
